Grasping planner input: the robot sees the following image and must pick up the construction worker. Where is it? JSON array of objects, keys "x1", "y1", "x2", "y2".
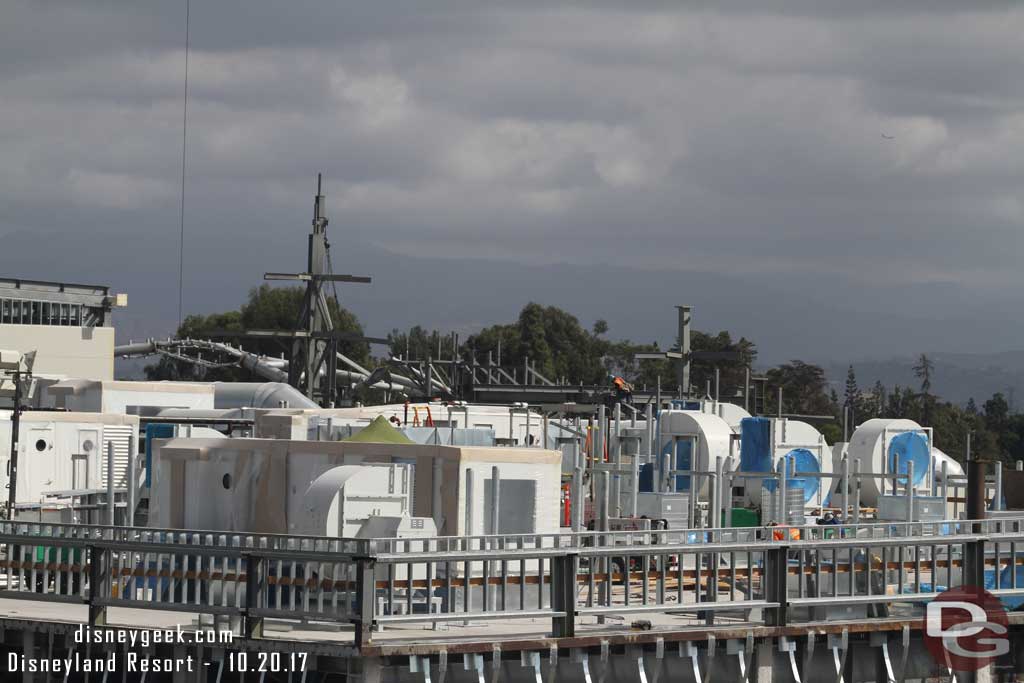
[{"x1": 609, "y1": 374, "x2": 634, "y2": 405}]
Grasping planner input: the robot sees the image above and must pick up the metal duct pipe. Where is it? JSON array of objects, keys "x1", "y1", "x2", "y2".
[
  {"x1": 213, "y1": 382, "x2": 318, "y2": 410},
  {"x1": 155, "y1": 408, "x2": 247, "y2": 419},
  {"x1": 113, "y1": 340, "x2": 161, "y2": 356}
]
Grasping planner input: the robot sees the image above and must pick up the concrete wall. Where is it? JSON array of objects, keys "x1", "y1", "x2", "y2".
[{"x1": 0, "y1": 325, "x2": 114, "y2": 380}]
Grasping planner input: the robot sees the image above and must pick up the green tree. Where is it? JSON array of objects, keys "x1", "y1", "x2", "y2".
[
  {"x1": 914, "y1": 353, "x2": 936, "y2": 424},
  {"x1": 146, "y1": 284, "x2": 368, "y2": 381},
  {"x1": 687, "y1": 331, "x2": 757, "y2": 400},
  {"x1": 766, "y1": 360, "x2": 832, "y2": 416},
  {"x1": 463, "y1": 303, "x2": 607, "y2": 384}
]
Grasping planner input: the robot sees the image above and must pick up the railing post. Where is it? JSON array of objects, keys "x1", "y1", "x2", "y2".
[
  {"x1": 964, "y1": 458, "x2": 987, "y2": 588},
  {"x1": 765, "y1": 544, "x2": 789, "y2": 627},
  {"x1": 354, "y1": 557, "x2": 376, "y2": 649},
  {"x1": 551, "y1": 553, "x2": 577, "y2": 638},
  {"x1": 244, "y1": 554, "x2": 264, "y2": 639},
  {"x1": 88, "y1": 545, "x2": 107, "y2": 626}
]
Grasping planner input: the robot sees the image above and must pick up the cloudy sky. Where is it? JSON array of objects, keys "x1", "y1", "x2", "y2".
[{"x1": 2, "y1": 2, "x2": 1023, "y2": 364}]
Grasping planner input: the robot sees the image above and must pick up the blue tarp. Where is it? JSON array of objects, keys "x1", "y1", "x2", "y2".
[
  {"x1": 740, "y1": 417, "x2": 772, "y2": 473},
  {"x1": 144, "y1": 423, "x2": 175, "y2": 488},
  {"x1": 658, "y1": 439, "x2": 693, "y2": 491},
  {"x1": 888, "y1": 431, "x2": 930, "y2": 488},
  {"x1": 763, "y1": 448, "x2": 821, "y2": 504}
]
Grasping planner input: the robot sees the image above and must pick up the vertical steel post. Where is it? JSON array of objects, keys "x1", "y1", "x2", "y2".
[
  {"x1": 551, "y1": 553, "x2": 578, "y2": 638},
  {"x1": 6, "y1": 369, "x2": 22, "y2": 518},
  {"x1": 676, "y1": 305, "x2": 691, "y2": 397},
  {"x1": 777, "y1": 387, "x2": 783, "y2": 418},
  {"x1": 853, "y1": 458, "x2": 861, "y2": 524},
  {"x1": 714, "y1": 367, "x2": 720, "y2": 408},
  {"x1": 490, "y1": 466, "x2": 501, "y2": 536},
  {"x1": 106, "y1": 440, "x2": 115, "y2": 526},
  {"x1": 573, "y1": 466, "x2": 584, "y2": 532},
  {"x1": 841, "y1": 456, "x2": 850, "y2": 522},
  {"x1": 941, "y1": 460, "x2": 949, "y2": 515},
  {"x1": 600, "y1": 470, "x2": 610, "y2": 532},
  {"x1": 906, "y1": 461, "x2": 915, "y2": 525},
  {"x1": 465, "y1": 468, "x2": 474, "y2": 536},
  {"x1": 713, "y1": 456, "x2": 723, "y2": 530},
  {"x1": 613, "y1": 404, "x2": 622, "y2": 517},
  {"x1": 126, "y1": 434, "x2": 137, "y2": 527},
  {"x1": 965, "y1": 457, "x2": 987, "y2": 589},
  {"x1": 779, "y1": 456, "x2": 788, "y2": 524},
  {"x1": 88, "y1": 546, "x2": 108, "y2": 626},
  {"x1": 744, "y1": 366, "x2": 750, "y2": 413},
  {"x1": 994, "y1": 461, "x2": 1003, "y2": 511},
  {"x1": 354, "y1": 557, "x2": 375, "y2": 649}
]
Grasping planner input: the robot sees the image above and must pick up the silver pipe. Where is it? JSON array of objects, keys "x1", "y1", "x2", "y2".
[
  {"x1": 126, "y1": 433, "x2": 137, "y2": 527},
  {"x1": 906, "y1": 461, "x2": 915, "y2": 525},
  {"x1": 465, "y1": 468, "x2": 474, "y2": 536},
  {"x1": 645, "y1": 403, "x2": 654, "y2": 465},
  {"x1": 841, "y1": 456, "x2": 849, "y2": 522},
  {"x1": 724, "y1": 458, "x2": 734, "y2": 529},
  {"x1": 106, "y1": 440, "x2": 115, "y2": 526},
  {"x1": 490, "y1": 466, "x2": 501, "y2": 535},
  {"x1": 853, "y1": 458, "x2": 861, "y2": 524},
  {"x1": 613, "y1": 403, "x2": 622, "y2": 516},
  {"x1": 714, "y1": 456, "x2": 723, "y2": 529},
  {"x1": 433, "y1": 458, "x2": 444, "y2": 533},
  {"x1": 600, "y1": 470, "x2": 610, "y2": 532},
  {"x1": 778, "y1": 455, "x2": 788, "y2": 524},
  {"x1": 995, "y1": 461, "x2": 1003, "y2": 511},
  {"x1": 941, "y1": 459, "x2": 949, "y2": 506},
  {"x1": 631, "y1": 429, "x2": 640, "y2": 518}
]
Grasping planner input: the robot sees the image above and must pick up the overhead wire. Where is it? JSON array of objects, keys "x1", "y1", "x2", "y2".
[{"x1": 177, "y1": 0, "x2": 191, "y2": 329}]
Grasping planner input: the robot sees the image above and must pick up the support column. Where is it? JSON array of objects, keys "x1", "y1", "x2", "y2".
[
  {"x1": 754, "y1": 638, "x2": 774, "y2": 683},
  {"x1": 21, "y1": 630, "x2": 35, "y2": 683}
]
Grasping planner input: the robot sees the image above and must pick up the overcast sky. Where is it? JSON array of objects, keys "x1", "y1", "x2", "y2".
[{"x1": 2, "y1": 2, "x2": 1023, "y2": 361}]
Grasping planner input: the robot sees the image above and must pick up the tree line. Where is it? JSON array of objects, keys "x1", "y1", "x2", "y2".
[{"x1": 147, "y1": 287, "x2": 1022, "y2": 463}]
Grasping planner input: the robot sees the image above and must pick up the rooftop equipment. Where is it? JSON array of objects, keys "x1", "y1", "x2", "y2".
[{"x1": 847, "y1": 418, "x2": 932, "y2": 506}]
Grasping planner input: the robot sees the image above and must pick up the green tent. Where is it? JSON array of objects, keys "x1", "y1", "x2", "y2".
[{"x1": 341, "y1": 415, "x2": 415, "y2": 445}]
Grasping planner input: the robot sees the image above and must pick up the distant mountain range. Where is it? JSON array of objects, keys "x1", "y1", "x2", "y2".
[
  {"x1": 825, "y1": 351, "x2": 1024, "y2": 408},
  {"x1": 4, "y1": 227, "x2": 1024, "y2": 394}
]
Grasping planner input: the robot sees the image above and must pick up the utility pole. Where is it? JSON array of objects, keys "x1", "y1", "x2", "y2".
[
  {"x1": 7, "y1": 369, "x2": 22, "y2": 518},
  {"x1": 676, "y1": 305, "x2": 691, "y2": 398},
  {"x1": 2, "y1": 350, "x2": 34, "y2": 519}
]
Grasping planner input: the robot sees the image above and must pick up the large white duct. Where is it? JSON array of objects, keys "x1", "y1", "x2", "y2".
[
  {"x1": 213, "y1": 382, "x2": 319, "y2": 410},
  {"x1": 741, "y1": 418, "x2": 829, "y2": 506},
  {"x1": 931, "y1": 447, "x2": 964, "y2": 482},
  {"x1": 847, "y1": 418, "x2": 931, "y2": 506},
  {"x1": 659, "y1": 411, "x2": 733, "y2": 497}
]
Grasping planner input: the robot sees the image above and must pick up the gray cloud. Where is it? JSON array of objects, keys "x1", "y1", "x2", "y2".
[{"x1": 1, "y1": 2, "x2": 1022, "y2": 359}]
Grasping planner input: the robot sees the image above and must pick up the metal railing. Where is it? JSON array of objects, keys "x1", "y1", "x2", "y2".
[{"x1": 2, "y1": 518, "x2": 1024, "y2": 647}]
